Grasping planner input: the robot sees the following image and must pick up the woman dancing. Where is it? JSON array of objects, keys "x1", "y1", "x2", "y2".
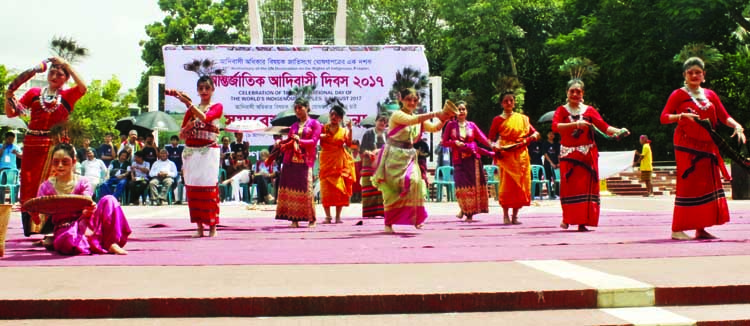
[
  {"x1": 275, "y1": 86, "x2": 322, "y2": 228},
  {"x1": 372, "y1": 87, "x2": 454, "y2": 233},
  {"x1": 172, "y1": 75, "x2": 223, "y2": 238},
  {"x1": 4, "y1": 57, "x2": 87, "y2": 237},
  {"x1": 442, "y1": 101, "x2": 492, "y2": 222},
  {"x1": 551, "y1": 79, "x2": 627, "y2": 231},
  {"x1": 660, "y1": 57, "x2": 744, "y2": 240},
  {"x1": 319, "y1": 98, "x2": 356, "y2": 224},
  {"x1": 488, "y1": 89, "x2": 540, "y2": 225},
  {"x1": 359, "y1": 114, "x2": 389, "y2": 218}
]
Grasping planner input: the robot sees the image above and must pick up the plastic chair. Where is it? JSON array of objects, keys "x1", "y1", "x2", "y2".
[
  {"x1": 433, "y1": 166, "x2": 455, "y2": 202},
  {"x1": 218, "y1": 168, "x2": 230, "y2": 201},
  {"x1": 530, "y1": 165, "x2": 551, "y2": 200},
  {"x1": 0, "y1": 168, "x2": 20, "y2": 204},
  {"x1": 484, "y1": 165, "x2": 499, "y2": 200},
  {"x1": 552, "y1": 168, "x2": 561, "y2": 199}
]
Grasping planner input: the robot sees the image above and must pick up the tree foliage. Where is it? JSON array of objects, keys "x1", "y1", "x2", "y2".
[{"x1": 70, "y1": 77, "x2": 132, "y2": 146}]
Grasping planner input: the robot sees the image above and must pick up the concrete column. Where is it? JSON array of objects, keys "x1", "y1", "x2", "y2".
[
  {"x1": 247, "y1": 0, "x2": 264, "y2": 45},
  {"x1": 334, "y1": 0, "x2": 347, "y2": 45},
  {"x1": 292, "y1": 0, "x2": 305, "y2": 45}
]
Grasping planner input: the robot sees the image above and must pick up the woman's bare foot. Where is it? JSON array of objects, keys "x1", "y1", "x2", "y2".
[
  {"x1": 291, "y1": 221, "x2": 299, "y2": 228},
  {"x1": 577, "y1": 225, "x2": 589, "y2": 232},
  {"x1": 415, "y1": 224, "x2": 424, "y2": 229},
  {"x1": 465, "y1": 216, "x2": 474, "y2": 223},
  {"x1": 308, "y1": 221, "x2": 316, "y2": 228},
  {"x1": 192, "y1": 224, "x2": 205, "y2": 238},
  {"x1": 511, "y1": 216, "x2": 521, "y2": 225},
  {"x1": 695, "y1": 229, "x2": 717, "y2": 239},
  {"x1": 560, "y1": 222, "x2": 569, "y2": 230},
  {"x1": 456, "y1": 211, "x2": 463, "y2": 219},
  {"x1": 322, "y1": 218, "x2": 332, "y2": 224},
  {"x1": 208, "y1": 225, "x2": 218, "y2": 237},
  {"x1": 108, "y1": 243, "x2": 128, "y2": 255},
  {"x1": 384, "y1": 225, "x2": 394, "y2": 233},
  {"x1": 671, "y1": 231, "x2": 691, "y2": 240},
  {"x1": 335, "y1": 218, "x2": 343, "y2": 224},
  {"x1": 503, "y1": 216, "x2": 511, "y2": 225}
]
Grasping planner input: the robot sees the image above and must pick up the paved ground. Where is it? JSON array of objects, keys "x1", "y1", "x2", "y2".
[{"x1": 1, "y1": 195, "x2": 749, "y2": 324}]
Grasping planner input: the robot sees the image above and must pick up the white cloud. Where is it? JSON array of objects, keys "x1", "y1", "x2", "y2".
[{"x1": 0, "y1": 0, "x2": 165, "y2": 90}]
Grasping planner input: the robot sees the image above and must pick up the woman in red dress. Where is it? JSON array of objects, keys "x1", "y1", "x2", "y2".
[
  {"x1": 551, "y1": 80, "x2": 627, "y2": 232},
  {"x1": 660, "y1": 57, "x2": 745, "y2": 240},
  {"x1": 4, "y1": 57, "x2": 87, "y2": 237}
]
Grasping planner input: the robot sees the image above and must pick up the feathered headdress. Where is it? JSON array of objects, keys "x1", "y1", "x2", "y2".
[
  {"x1": 492, "y1": 76, "x2": 525, "y2": 110},
  {"x1": 447, "y1": 88, "x2": 474, "y2": 106},
  {"x1": 325, "y1": 97, "x2": 346, "y2": 111},
  {"x1": 183, "y1": 59, "x2": 225, "y2": 77},
  {"x1": 391, "y1": 67, "x2": 429, "y2": 100},
  {"x1": 673, "y1": 43, "x2": 723, "y2": 66},
  {"x1": 288, "y1": 84, "x2": 317, "y2": 106},
  {"x1": 558, "y1": 57, "x2": 599, "y2": 82}
]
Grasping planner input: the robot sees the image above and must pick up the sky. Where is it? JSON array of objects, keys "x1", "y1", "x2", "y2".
[{"x1": 0, "y1": 0, "x2": 165, "y2": 91}]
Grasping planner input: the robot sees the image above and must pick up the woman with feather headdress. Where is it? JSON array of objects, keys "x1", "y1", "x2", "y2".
[
  {"x1": 168, "y1": 59, "x2": 224, "y2": 238},
  {"x1": 5, "y1": 57, "x2": 87, "y2": 238},
  {"x1": 372, "y1": 68, "x2": 456, "y2": 233},
  {"x1": 275, "y1": 85, "x2": 323, "y2": 228},
  {"x1": 488, "y1": 78, "x2": 539, "y2": 225},
  {"x1": 318, "y1": 98, "x2": 356, "y2": 224},
  {"x1": 552, "y1": 62, "x2": 628, "y2": 232},
  {"x1": 660, "y1": 56, "x2": 745, "y2": 240},
  {"x1": 442, "y1": 98, "x2": 493, "y2": 222}
]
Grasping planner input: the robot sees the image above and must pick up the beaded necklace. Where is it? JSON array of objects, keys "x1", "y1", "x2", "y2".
[
  {"x1": 39, "y1": 87, "x2": 62, "y2": 113},
  {"x1": 684, "y1": 87, "x2": 711, "y2": 111}
]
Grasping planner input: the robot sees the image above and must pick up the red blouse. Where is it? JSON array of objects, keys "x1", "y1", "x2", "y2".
[
  {"x1": 551, "y1": 105, "x2": 610, "y2": 147},
  {"x1": 17, "y1": 87, "x2": 85, "y2": 131}
]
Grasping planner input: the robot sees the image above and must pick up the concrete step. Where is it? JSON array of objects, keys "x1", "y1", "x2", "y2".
[
  {"x1": 1, "y1": 257, "x2": 749, "y2": 319},
  {"x1": 6, "y1": 304, "x2": 749, "y2": 326}
]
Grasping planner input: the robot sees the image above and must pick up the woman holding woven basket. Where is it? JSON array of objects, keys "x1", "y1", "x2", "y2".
[{"x1": 34, "y1": 143, "x2": 130, "y2": 255}]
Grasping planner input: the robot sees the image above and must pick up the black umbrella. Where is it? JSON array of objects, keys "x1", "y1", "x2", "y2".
[
  {"x1": 134, "y1": 111, "x2": 181, "y2": 132},
  {"x1": 359, "y1": 115, "x2": 377, "y2": 128},
  {"x1": 270, "y1": 109, "x2": 320, "y2": 127},
  {"x1": 538, "y1": 110, "x2": 556, "y2": 124},
  {"x1": 115, "y1": 117, "x2": 151, "y2": 137}
]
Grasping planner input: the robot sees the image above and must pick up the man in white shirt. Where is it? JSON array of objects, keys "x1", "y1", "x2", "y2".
[
  {"x1": 148, "y1": 149, "x2": 178, "y2": 205},
  {"x1": 81, "y1": 149, "x2": 108, "y2": 188}
]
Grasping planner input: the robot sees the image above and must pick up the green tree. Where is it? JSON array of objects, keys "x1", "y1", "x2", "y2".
[
  {"x1": 71, "y1": 77, "x2": 131, "y2": 145},
  {"x1": 547, "y1": 0, "x2": 749, "y2": 158},
  {"x1": 0, "y1": 65, "x2": 10, "y2": 109},
  {"x1": 50, "y1": 36, "x2": 89, "y2": 63},
  {"x1": 136, "y1": 0, "x2": 249, "y2": 108}
]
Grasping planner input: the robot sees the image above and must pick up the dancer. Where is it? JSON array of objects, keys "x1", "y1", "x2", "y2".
[
  {"x1": 36, "y1": 143, "x2": 131, "y2": 255},
  {"x1": 360, "y1": 114, "x2": 388, "y2": 218},
  {"x1": 489, "y1": 89, "x2": 540, "y2": 225},
  {"x1": 442, "y1": 101, "x2": 493, "y2": 222},
  {"x1": 660, "y1": 57, "x2": 744, "y2": 240},
  {"x1": 171, "y1": 75, "x2": 223, "y2": 238},
  {"x1": 275, "y1": 86, "x2": 322, "y2": 228},
  {"x1": 4, "y1": 57, "x2": 87, "y2": 237},
  {"x1": 551, "y1": 79, "x2": 628, "y2": 231},
  {"x1": 372, "y1": 86, "x2": 454, "y2": 233},
  {"x1": 319, "y1": 98, "x2": 356, "y2": 224}
]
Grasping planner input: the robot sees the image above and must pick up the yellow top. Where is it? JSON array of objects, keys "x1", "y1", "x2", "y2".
[{"x1": 640, "y1": 143, "x2": 652, "y2": 171}]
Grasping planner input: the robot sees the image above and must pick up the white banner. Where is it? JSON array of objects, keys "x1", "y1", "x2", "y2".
[
  {"x1": 163, "y1": 45, "x2": 430, "y2": 145},
  {"x1": 598, "y1": 151, "x2": 636, "y2": 179}
]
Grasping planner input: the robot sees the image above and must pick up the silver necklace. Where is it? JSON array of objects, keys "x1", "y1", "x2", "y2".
[
  {"x1": 684, "y1": 87, "x2": 711, "y2": 111},
  {"x1": 39, "y1": 87, "x2": 62, "y2": 113}
]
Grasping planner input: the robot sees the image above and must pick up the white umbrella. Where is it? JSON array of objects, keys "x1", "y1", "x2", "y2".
[
  {"x1": 0, "y1": 115, "x2": 27, "y2": 130},
  {"x1": 225, "y1": 119, "x2": 267, "y2": 133}
]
